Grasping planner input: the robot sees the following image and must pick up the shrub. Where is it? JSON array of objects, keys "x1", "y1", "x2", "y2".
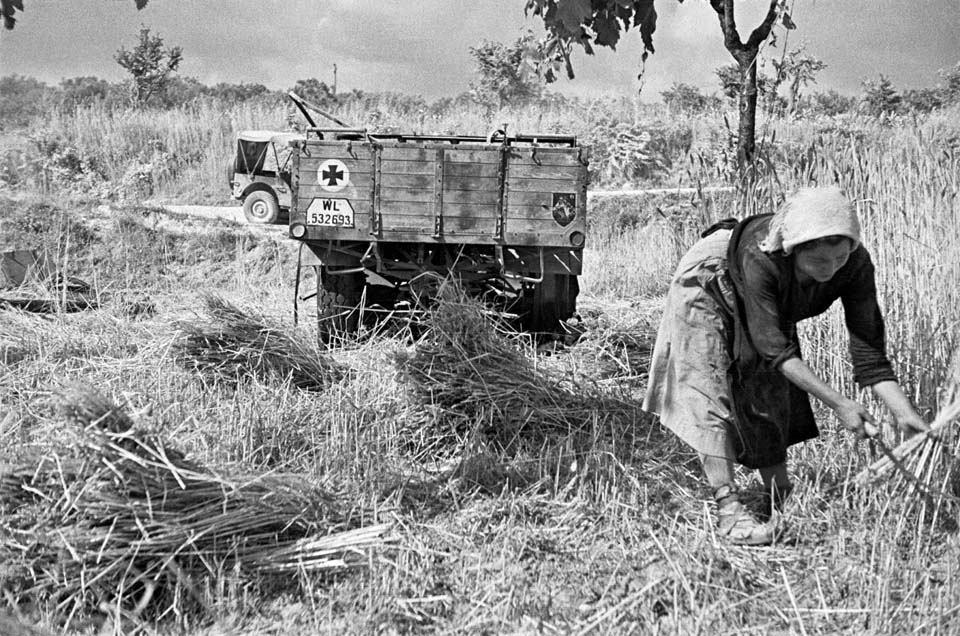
[
  {"x1": 585, "y1": 118, "x2": 693, "y2": 186},
  {"x1": 0, "y1": 75, "x2": 51, "y2": 130},
  {"x1": 808, "y1": 90, "x2": 858, "y2": 117},
  {"x1": 861, "y1": 75, "x2": 902, "y2": 117},
  {"x1": 902, "y1": 87, "x2": 945, "y2": 113},
  {"x1": 661, "y1": 83, "x2": 720, "y2": 114},
  {"x1": 937, "y1": 62, "x2": 960, "y2": 105}
]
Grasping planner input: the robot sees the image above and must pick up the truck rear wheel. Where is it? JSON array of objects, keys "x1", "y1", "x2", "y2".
[
  {"x1": 520, "y1": 274, "x2": 579, "y2": 334},
  {"x1": 243, "y1": 190, "x2": 280, "y2": 224},
  {"x1": 317, "y1": 266, "x2": 365, "y2": 343}
]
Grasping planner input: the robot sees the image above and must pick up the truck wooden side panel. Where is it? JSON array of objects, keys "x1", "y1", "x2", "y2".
[{"x1": 291, "y1": 138, "x2": 587, "y2": 248}]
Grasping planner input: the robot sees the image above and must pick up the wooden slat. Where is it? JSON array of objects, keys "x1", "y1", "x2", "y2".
[
  {"x1": 381, "y1": 189, "x2": 434, "y2": 204},
  {"x1": 444, "y1": 148, "x2": 502, "y2": 164},
  {"x1": 443, "y1": 176, "x2": 500, "y2": 191},
  {"x1": 507, "y1": 163, "x2": 584, "y2": 180},
  {"x1": 444, "y1": 189, "x2": 500, "y2": 205},
  {"x1": 379, "y1": 145, "x2": 499, "y2": 162},
  {"x1": 298, "y1": 182, "x2": 373, "y2": 198},
  {"x1": 506, "y1": 148, "x2": 584, "y2": 167},
  {"x1": 507, "y1": 204, "x2": 586, "y2": 223},
  {"x1": 382, "y1": 190, "x2": 500, "y2": 207},
  {"x1": 442, "y1": 161, "x2": 499, "y2": 178},
  {"x1": 380, "y1": 158, "x2": 434, "y2": 175},
  {"x1": 380, "y1": 173, "x2": 433, "y2": 190},
  {"x1": 299, "y1": 226, "x2": 370, "y2": 242},
  {"x1": 507, "y1": 177, "x2": 586, "y2": 193},
  {"x1": 506, "y1": 191, "x2": 555, "y2": 206},
  {"x1": 439, "y1": 216, "x2": 493, "y2": 234},
  {"x1": 502, "y1": 231, "x2": 570, "y2": 247},
  {"x1": 298, "y1": 160, "x2": 374, "y2": 178},
  {"x1": 380, "y1": 200, "x2": 496, "y2": 218},
  {"x1": 301, "y1": 145, "x2": 374, "y2": 161}
]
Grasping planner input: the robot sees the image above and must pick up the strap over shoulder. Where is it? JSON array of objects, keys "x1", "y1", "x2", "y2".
[{"x1": 700, "y1": 217, "x2": 739, "y2": 238}]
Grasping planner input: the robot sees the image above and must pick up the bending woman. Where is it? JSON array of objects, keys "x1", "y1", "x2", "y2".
[{"x1": 643, "y1": 186, "x2": 926, "y2": 545}]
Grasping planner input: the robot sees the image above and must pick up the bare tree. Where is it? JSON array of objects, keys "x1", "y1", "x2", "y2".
[{"x1": 526, "y1": 0, "x2": 795, "y2": 170}]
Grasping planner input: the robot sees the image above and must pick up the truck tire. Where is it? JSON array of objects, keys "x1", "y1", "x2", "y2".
[
  {"x1": 242, "y1": 190, "x2": 280, "y2": 224},
  {"x1": 317, "y1": 266, "x2": 365, "y2": 343},
  {"x1": 522, "y1": 274, "x2": 579, "y2": 334}
]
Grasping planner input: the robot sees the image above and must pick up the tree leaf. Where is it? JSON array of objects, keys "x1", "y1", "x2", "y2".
[
  {"x1": 1, "y1": 0, "x2": 24, "y2": 30},
  {"x1": 556, "y1": 0, "x2": 593, "y2": 34},
  {"x1": 593, "y1": 12, "x2": 622, "y2": 48},
  {"x1": 636, "y1": 0, "x2": 657, "y2": 55}
]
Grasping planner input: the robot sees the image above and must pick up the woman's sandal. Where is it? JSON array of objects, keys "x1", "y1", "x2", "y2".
[{"x1": 714, "y1": 484, "x2": 776, "y2": 546}]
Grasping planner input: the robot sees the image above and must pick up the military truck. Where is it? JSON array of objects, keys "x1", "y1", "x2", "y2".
[
  {"x1": 229, "y1": 130, "x2": 303, "y2": 224},
  {"x1": 287, "y1": 126, "x2": 589, "y2": 339}
]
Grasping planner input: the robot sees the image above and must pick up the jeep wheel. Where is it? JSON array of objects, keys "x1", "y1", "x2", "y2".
[
  {"x1": 242, "y1": 190, "x2": 280, "y2": 224},
  {"x1": 317, "y1": 266, "x2": 365, "y2": 343}
]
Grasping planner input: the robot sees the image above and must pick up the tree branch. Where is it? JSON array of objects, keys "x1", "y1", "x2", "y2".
[
  {"x1": 710, "y1": 0, "x2": 743, "y2": 53},
  {"x1": 745, "y1": 0, "x2": 780, "y2": 49}
]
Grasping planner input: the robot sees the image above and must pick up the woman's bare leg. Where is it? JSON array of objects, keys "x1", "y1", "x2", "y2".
[
  {"x1": 701, "y1": 439, "x2": 775, "y2": 545},
  {"x1": 700, "y1": 436, "x2": 737, "y2": 490},
  {"x1": 701, "y1": 454, "x2": 736, "y2": 490}
]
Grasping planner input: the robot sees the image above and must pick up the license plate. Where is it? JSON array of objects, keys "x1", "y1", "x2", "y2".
[{"x1": 306, "y1": 198, "x2": 355, "y2": 227}]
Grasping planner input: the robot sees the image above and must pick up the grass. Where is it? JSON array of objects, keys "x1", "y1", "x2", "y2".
[{"x1": 1, "y1": 101, "x2": 960, "y2": 634}]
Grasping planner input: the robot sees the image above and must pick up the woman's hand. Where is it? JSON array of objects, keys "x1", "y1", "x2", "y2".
[
  {"x1": 870, "y1": 380, "x2": 930, "y2": 437},
  {"x1": 835, "y1": 399, "x2": 879, "y2": 439},
  {"x1": 891, "y1": 411, "x2": 929, "y2": 437}
]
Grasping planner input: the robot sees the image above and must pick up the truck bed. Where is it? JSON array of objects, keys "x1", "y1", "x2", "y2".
[{"x1": 289, "y1": 136, "x2": 589, "y2": 248}]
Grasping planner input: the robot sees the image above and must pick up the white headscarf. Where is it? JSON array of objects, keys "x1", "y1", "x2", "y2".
[{"x1": 759, "y1": 186, "x2": 861, "y2": 255}]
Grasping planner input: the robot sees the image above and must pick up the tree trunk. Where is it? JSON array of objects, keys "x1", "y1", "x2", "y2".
[
  {"x1": 710, "y1": 0, "x2": 779, "y2": 173},
  {"x1": 735, "y1": 50, "x2": 759, "y2": 168}
]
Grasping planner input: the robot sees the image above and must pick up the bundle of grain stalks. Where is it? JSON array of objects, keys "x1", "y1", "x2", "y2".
[
  {"x1": 0, "y1": 386, "x2": 390, "y2": 625},
  {"x1": 855, "y1": 349, "x2": 960, "y2": 522},
  {"x1": 173, "y1": 293, "x2": 342, "y2": 390},
  {"x1": 567, "y1": 297, "x2": 659, "y2": 387},
  {"x1": 393, "y1": 283, "x2": 642, "y2": 454},
  {"x1": 0, "y1": 311, "x2": 35, "y2": 366}
]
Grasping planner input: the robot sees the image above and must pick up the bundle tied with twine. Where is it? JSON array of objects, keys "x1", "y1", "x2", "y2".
[
  {"x1": 855, "y1": 348, "x2": 960, "y2": 511},
  {"x1": 393, "y1": 283, "x2": 642, "y2": 454},
  {"x1": 173, "y1": 294, "x2": 343, "y2": 390},
  {"x1": 0, "y1": 386, "x2": 390, "y2": 624}
]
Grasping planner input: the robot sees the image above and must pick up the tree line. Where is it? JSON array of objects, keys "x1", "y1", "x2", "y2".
[{"x1": 2, "y1": 22, "x2": 958, "y2": 134}]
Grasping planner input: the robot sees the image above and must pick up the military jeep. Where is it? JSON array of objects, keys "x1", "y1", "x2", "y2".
[
  {"x1": 229, "y1": 130, "x2": 303, "y2": 224},
  {"x1": 287, "y1": 127, "x2": 589, "y2": 339}
]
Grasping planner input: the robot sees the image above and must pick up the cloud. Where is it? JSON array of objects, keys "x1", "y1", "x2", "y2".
[{"x1": 0, "y1": 0, "x2": 956, "y2": 100}]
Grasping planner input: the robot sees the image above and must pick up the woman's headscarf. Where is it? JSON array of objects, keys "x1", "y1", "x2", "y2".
[{"x1": 758, "y1": 186, "x2": 861, "y2": 255}]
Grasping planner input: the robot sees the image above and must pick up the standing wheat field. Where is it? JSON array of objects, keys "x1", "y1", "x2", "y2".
[{"x1": 1, "y1": 98, "x2": 959, "y2": 634}]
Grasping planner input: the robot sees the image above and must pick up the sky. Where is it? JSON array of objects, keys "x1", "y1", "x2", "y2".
[{"x1": 0, "y1": 0, "x2": 957, "y2": 102}]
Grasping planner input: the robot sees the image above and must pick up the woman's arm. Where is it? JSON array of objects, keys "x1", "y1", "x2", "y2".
[
  {"x1": 779, "y1": 357, "x2": 880, "y2": 438},
  {"x1": 779, "y1": 358, "x2": 928, "y2": 437},
  {"x1": 870, "y1": 380, "x2": 929, "y2": 435}
]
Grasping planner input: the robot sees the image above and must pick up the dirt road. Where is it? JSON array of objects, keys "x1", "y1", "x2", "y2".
[{"x1": 150, "y1": 186, "x2": 733, "y2": 228}]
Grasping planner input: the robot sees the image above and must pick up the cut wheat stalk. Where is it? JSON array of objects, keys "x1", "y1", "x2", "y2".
[
  {"x1": 855, "y1": 344, "x2": 960, "y2": 499},
  {"x1": 392, "y1": 281, "x2": 647, "y2": 458},
  {"x1": 0, "y1": 384, "x2": 392, "y2": 624},
  {"x1": 855, "y1": 396, "x2": 960, "y2": 487},
  {"x1": 172, "y1": 293, "x2": 343, "y2": 390}
]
